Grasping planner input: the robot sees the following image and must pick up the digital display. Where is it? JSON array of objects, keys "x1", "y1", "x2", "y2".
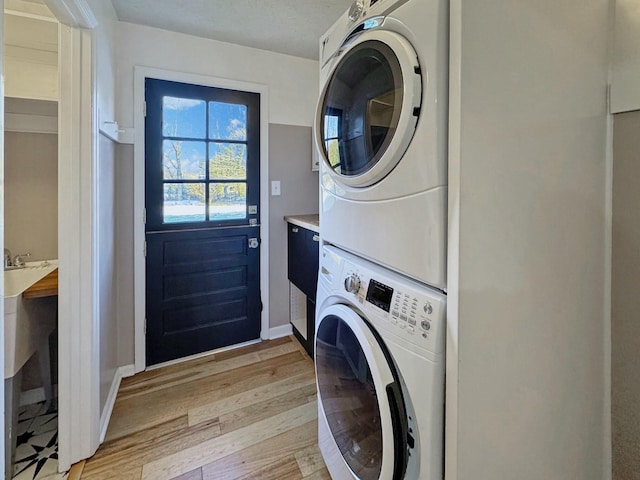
[{"x1": 366, "y1": 279, "x2": 394, "y2": 312}]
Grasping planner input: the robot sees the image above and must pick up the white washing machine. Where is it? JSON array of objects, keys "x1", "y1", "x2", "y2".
[
  {"x1": 315, "y1": 0, "x2": 449, "y2": 290},
  {"x1": 315, "y1": 245, "x2": 445, "y2": 480}
]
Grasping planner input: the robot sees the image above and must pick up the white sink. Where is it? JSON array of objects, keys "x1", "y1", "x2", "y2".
[{"x1": 4, "y1": 260, "x2": 58, "y2": 379}]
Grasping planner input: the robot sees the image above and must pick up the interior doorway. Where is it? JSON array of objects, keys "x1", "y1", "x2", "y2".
[{"x1": 3, "y1": 4, "x2": 61, "y2": 478}]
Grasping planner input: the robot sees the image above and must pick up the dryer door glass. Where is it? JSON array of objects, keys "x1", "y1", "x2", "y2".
[
  {"x1": 316, "y1": 314, "x2": 383, "y2": 479},
  {"x1": 320, "y1": 40, "x2": 403, "y2": 179},
  {"x1": 316, "y1": 309, "x2": 411, "y2": 480}
]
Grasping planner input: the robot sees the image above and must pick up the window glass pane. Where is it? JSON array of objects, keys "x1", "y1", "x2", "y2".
[
  {"x1": 163, "y1": 97, "x2": 206, "y2": 139},
  {"x1": 209, "y1": 102, "x2": 247, "y2": 140},
  {"x1": 325, "y1": 139, "x2": 341, "y2": 169},
  {"x1": 209, "y1": 183, "x2": 246, "y2": 221},
  {"x1": 163, "y1": 183, "x2": 205, "y2": 223},
  {"x1": 325, "y1": 114, "x2": 339, "y2": 138},
  {"x1": 209, "y1": 143, "x2": 247, "y2": 180},
  {"x1": 163, "y1": 140, "x2": 206, "y2": 180}
]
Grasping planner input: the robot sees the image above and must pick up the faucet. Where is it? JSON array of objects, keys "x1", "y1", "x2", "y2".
[
  {"x1": 4, "y1": 248, "x2": 11, "y2": 268},
  {"x1": 13, "y1": 253, "x2": 31, "y2": 268}
]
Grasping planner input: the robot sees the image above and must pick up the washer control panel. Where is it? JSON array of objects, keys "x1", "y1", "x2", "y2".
[{"x1": 334, "y1": 247, "x2": 445, "y2": 355}]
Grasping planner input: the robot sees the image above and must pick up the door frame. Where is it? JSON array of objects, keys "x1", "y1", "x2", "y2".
[
  {"x1": 133, "y1": 66, "x2": 270, "y2": 373},
  {"x1": 45, "y1": 0, "x2": 99, "y2": 471}
]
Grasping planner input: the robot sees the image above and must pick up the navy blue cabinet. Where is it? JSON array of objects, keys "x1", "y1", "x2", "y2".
[
  {"x1": 287, "y1": 223, "x2": 319, "y2": 357},
  {"x1": 287, "y1": 224, "x2": 319, "y2": 300}
]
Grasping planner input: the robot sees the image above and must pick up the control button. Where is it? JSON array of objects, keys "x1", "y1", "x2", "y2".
[
  {"x1": 421, "y1": 320, "x2": 431, "y2": 331},
  {"x1": 408, "y1": 318, "x2": 416, "y2": 326},
  {"x1": 400, "y1": 314, "x2": 408, "y2": 321},
  {"x1": 408, "y1": 325, "x2": 415, "y2": 334},
  {"x1": 424, "y1": 303, "x2": 433, "y2": 314},
  {"x1": 399, "y1": 322, "x2": 406, "y2": 329},
  {"x1": 392, "y1": 310, "x2": 399, "y2": 318},
  {"x1": 422, "y1": 332, "x2": 428, "y2": 339},
  {"x1": 391, "y1": 318, "x2": 398, "y2": 325}
]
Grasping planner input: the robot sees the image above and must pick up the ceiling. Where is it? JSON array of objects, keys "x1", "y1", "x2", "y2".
[{"x1": 110, "y1": 0, "x2": 353, "y2": 60}]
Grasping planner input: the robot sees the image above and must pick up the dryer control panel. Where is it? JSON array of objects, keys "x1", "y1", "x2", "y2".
[{"x1": 324, "y1": 245, "x2": 446, "y2": 356}]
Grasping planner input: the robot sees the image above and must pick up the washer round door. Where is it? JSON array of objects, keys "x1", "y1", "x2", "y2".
[
  {"x1": 315, "y1": 29, "x2": 422, "y2": 188},
  {"x1": 315, "y1": 305, "x2": 409, "y2": 480}
]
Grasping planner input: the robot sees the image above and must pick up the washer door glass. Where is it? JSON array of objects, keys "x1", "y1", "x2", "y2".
[
  {"x1": 317, "y1": 31, "x2": 421, "y2": 188},
  {"x1": 316, "y1": 307, "x2": 409, "y2": 480}
]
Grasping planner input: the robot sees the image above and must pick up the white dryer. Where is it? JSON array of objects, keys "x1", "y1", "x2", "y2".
[
  {"x1": 315, "y1": 245, "x2": 445, "y2": 480},
  {"x1": 315, "y1": 0, "x2": 448, "y2": 290}
]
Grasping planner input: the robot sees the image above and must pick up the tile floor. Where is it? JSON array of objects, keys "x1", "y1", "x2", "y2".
[{"x1": 13, "y1": 401, "x2": 67, "y2": 480}]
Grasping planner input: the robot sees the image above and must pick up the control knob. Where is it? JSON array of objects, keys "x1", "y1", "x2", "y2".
[
  {"x1": 344, "y1": 274, "x2": 361, "y2": 294},
  {"x1": 348, "y1": 0, "x2": 365, "y2": 21},
  {"x1": 423, "y1": 302, "x2": 433, "y2": 314}
]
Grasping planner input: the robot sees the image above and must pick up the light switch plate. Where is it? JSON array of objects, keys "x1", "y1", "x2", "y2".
[{"x1": 271, "y1": 180, "x2": 281, "y2": 196}]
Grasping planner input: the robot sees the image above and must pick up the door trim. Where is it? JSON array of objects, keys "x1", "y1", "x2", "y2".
[
  {"x1": 133, "y1": 66, "x2": 270, "y2": 373},
  {"x1": 50, "y1": 0, "x2": 101, "y2": 469}
]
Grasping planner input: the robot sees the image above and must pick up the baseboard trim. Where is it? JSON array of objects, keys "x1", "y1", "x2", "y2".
[
  {"x1": 119, "y1": 364, "x2": 135, "y2": 378},
  {"x1": 269, "y1": 324, "x2": 293, "y2": 340},
  {"x1": 20, "y1": 387, "x2": 45, "y2": 407},
  {"x1": 99, "y1": 364, "x2": 134, "y2": 443}
]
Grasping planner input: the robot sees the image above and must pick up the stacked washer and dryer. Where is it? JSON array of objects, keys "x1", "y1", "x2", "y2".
[{"x1": 312, "y1": 0, "x2": 448, "y2": 479}]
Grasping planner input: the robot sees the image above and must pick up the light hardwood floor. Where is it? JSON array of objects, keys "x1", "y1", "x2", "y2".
[{"x1": 77, "y1": 336, "x2": 330, "y2": 480}]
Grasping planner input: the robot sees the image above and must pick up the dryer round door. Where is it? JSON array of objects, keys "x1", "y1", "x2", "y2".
[
  {"x1": 315, "y1": 304, "x2": 409, "y2": 480},
  {"x1": 315, "y1": 29, "x2": 422, "y2": 188}
]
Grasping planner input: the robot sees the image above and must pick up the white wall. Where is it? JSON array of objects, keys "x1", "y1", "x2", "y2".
[
  {"x1": 4, "y1": 131, "x2": 58, "y2": 261},
  {"x1": 115, "y1": 22, "x2": 318, "y2": 129},
  {"x1": 97, "y1": 134, "x2": 117, "y2": 412},
  {"x1": 447, "y1": 1, "x2": 611, "y2": 479},
  {"x1": 113, "y1": 22, "x2": 320, "y2": 366},
  {"x1": 611, "y1": 0, "x2": 640, "y2": 113},
  {"x1": 85, "y1": 0, "x2": 120, "y2": 421},
  {"x1": 268, "y1": 125, "x2": 319, "y2": 329},
  {"x1": 86, "y1": 0, "x2": 117, "y2": 131},
  {"x1": 4, "y1": 14, "x2": 58, "y2": 101}
]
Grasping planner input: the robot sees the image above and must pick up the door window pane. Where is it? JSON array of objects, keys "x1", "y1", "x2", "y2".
[
  {"x1": 164, "y1": 183, "x2": 206, "y2": 223},
  {"x1": 163, "y1": 140, "x2": 206, "y2": 180},
  {"x1": 316, "y1": 315, "x2": 383, "y2": 480},
  {"x1": 209, "y1": 183, "x2": 246, "y2": 221},
  {"x1": 209, "y1": 143, "x2": 247, "y2": 180},
  {"x1": 209, "y1": 102, "x2": 247, "y2": 140},
  {"x1": 163, "y1": 96, "x2": 206, "y2": 139}
]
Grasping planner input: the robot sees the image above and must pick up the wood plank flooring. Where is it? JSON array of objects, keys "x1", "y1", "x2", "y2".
[{"x1": 79, "y1": 336, "x2": 330, "y2": 480}]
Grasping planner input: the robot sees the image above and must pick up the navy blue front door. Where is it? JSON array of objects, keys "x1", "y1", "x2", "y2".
[{"x1": 145, "y1": 78, "x2": 261, "y2": 366}]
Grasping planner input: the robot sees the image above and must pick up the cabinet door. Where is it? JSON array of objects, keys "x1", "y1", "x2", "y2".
[{"x1": 287, "y1": 224, "x2": 320, "y2": 299}]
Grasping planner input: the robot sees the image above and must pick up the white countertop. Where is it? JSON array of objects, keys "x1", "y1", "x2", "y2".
[{"x1": 284, "y1": 214, "x2": 319, "y2": 233}]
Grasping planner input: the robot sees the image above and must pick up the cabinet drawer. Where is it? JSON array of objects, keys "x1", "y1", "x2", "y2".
[{"x1": 287, "y1": 224, "x2": 320, "y2": 300}]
